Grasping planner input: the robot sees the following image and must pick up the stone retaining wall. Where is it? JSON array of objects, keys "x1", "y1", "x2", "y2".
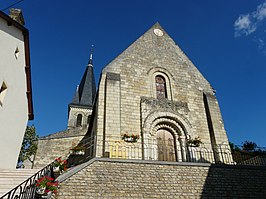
[{"x1": 57, "y1": 158, "x2": 266, "y2": 198}]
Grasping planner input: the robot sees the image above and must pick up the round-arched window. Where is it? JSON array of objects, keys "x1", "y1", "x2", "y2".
[
  {"x1": 155, "y1": 75, "x2": 167, "y2": 99},
  {"x1": 76, "y1": 114, "x2": 82, "y2": 127}
]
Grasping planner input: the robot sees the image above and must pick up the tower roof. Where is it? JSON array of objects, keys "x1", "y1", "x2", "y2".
[{"x1": 69, "y1": 49, "x2": 96, "y2": 108}]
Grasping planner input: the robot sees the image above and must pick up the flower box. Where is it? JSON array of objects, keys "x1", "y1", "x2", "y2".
[
  {"x1": 121, "y1": 133, "x2": 140, "y2": 143},
  {"x1": 36, "y1": 176, "x2": 58, "y2": 198},
  {"x1": 70, "y1": 145, "x2": 86, "y2": 155},
  {"x1": 53, "y1": 157, "x2": 67, "y2": 173},
  {"x1": 36, "y1": 187, "x2": 45, "y2": 195},
  {"x1": 71, "y1": 150, "x2": 85, "y2": 155},
  {"x1": 187, "y1": 136, "x2": 202, "y2": 147},
  {"x1": 53, "y1": 166, "x2": 60, "y2": 173}
]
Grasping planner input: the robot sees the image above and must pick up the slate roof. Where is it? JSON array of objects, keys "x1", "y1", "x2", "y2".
[{"x1": 69, "y1": 57, "x2": 96, "y2": 108}]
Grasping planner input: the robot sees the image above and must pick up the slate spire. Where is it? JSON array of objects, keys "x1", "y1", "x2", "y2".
[
  {"x1": 88, "y1": 45, "x2": 93, "y2": 66},
  {"x1": 69, "y1": 47, "x2": 96, "y2": 108}
]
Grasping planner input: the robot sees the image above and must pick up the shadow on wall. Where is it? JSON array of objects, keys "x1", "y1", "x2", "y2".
[{"x1": 201, "y1": 164, "x2": 266, "y2": 198}]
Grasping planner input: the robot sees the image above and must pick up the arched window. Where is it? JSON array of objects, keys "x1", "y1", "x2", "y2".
[
  {"x1": 76, "y1": 114, "x2": 82, "y2": 127},
  {"x1": 155, "y1": 75, "x2": 167, "y2": 99}
]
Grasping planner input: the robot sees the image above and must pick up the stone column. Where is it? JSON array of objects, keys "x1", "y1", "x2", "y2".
[{"x1": 179, "y1": 136, "x2": 187, "y2": 162}]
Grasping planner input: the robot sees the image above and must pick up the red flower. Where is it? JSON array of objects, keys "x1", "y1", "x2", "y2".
[
  {"x1": 37, "y1": 177, "x2": 45, "y2": 182},
  {"x1": 46, "y1": 176, "x2": 53, "y2": 181},
  {"x1": 55, "y1": 157, "x2": 61, "y2": 162}
]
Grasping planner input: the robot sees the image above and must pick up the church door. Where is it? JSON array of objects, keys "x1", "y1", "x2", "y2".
[{"x1": 157, "y1": 130, "x2": 176, "y2": 161}]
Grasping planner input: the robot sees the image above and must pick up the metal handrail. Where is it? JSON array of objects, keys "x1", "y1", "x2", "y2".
[
  {"x1": 91, "y1": 135, "x2": 235, "y2": 164},
  {"x1": 0, "y1": 135, "x2": 97, "y2": 198},
  {"x1": 0, "y1": 161, "x2": 55, "y2": 199}
]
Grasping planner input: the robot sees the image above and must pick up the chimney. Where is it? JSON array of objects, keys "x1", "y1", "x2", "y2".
[{"x1": 9, "y1": 8, "x2": 25, "y2": 25}]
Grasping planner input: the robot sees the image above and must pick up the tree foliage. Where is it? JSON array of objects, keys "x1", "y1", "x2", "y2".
[
  {"x1": 242, "y1": 141, "x2": 257, "y2": 152},
  {"x1": 17, "y1": 125, "x2": 38, "y2": 168}
]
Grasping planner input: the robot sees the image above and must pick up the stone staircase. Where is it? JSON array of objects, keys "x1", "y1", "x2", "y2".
[{"x1": 0, "y1": 168, "x2": 39, "y2": 197}]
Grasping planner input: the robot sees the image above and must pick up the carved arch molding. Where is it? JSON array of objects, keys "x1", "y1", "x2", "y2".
[{"x1": 141, "y1": 104, "x2": 193, "y2": 161}]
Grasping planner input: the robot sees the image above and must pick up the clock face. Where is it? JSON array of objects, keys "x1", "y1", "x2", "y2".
[{"x1": 154, "y1": 28, "x2": 164, "y2": 36}]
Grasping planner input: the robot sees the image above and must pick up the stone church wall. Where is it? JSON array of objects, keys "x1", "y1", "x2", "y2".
[
  {"x1": 57, "y1": 158, "x2": 266, "y2": 198},
  {"x1": 94, "y1": 23, "x2": 230, "y2": 161},
  {"x1": 33, "y1": 129, "x2": 87, "y2": 169}
]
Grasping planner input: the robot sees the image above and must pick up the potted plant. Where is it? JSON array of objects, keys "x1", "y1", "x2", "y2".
[
  {"x1": 36, "y1": 176, "x2": 58, "y2": 198},
  {"x1": 53, "y1": 157, "x2": 67, "y2": 173},
  {"x1": 121, "y1": 133, "x2": 140, "y2": 143},
  {"x1": 187, "y1": 136, "x2": 202, "y2": 147},
  {"x1": 70, "y1": 145, "x2": 86, "y2": 155}
]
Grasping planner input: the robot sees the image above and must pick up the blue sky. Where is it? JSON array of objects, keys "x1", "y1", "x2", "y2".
[{"x1": 1, "y1": 0, "x2": 266, "y2": 146}]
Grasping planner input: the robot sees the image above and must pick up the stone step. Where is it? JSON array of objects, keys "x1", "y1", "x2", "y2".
[{"x1": 0, "y1": 169, "x2": 39, "y2": 197}]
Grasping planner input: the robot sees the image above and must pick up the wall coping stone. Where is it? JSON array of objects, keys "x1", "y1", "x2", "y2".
[{"x1": 39, "y1": 129, "x2": 87, "y2": 140}]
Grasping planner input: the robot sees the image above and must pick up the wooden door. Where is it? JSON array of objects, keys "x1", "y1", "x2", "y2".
[{"x1": 157, "y1": 130, "x2": 176, "y2": 161}]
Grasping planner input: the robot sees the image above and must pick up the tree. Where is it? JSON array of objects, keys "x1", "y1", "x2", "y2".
[
  {"x1": 229, "y1": 142, "x2": 241, "y2": 151},
  {"x1": 242, "y1": 141, "x2": 257, "y2": 152},
  {"x1": 17, "y1": 125, "x2": 38, "y2": 168}
]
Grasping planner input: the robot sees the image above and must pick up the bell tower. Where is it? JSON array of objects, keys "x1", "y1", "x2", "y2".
[{"x1": 67, "y1": 47, "x2": 96, "y2": 129}]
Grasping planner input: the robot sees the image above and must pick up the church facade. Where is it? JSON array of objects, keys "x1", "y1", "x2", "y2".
[
  {"x1": 89, "y1": 23, "x2": 231, "y2": 163},
  {"x1": 33, "y1": 23, "x2": 232, "y2": 169}
]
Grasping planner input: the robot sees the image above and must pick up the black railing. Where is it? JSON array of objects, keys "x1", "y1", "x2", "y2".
[
  {"x1": 93, "y1": 135, "x2": 235, "y2": 164},
  {"x1": 2, "y1": 136, "x2": 264, "y2": 198},
  {"x1": 67, "y1": 134, "x2": 96, "y2": 167},
  {"x1": 0, "y1": 162, "x2": 55, "y2": 199},
  {"x1": 0, "y1": 135, "x2": 97, "y2": 199}
]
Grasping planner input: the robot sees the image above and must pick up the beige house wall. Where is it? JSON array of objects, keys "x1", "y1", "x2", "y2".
[{"x1": 0, "y1": 17, "x2": 28, "y2": 169}]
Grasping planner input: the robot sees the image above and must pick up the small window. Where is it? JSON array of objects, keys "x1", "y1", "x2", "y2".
[
  {"x1": 155, "y1": 75, "x2": 167, "y2": 99},
  {"x1": 14, "y1": 47, "x2": 19, "y2": 59},
  {"x1": 76, "y1": 114, "x2": 82, "y2": 127},
  {"x1": 87, "y1": 115, "x2": 91, "y2": 124},
  {"x1": 0, "y1": 82, "x2": 7, "y2": 107}
]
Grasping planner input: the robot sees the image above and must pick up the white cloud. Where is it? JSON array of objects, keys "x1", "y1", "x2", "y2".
[
  {"x1": 254, "y1": 2, "x2": 266, "y2": 21},
  {"x1": 234, "y1": 14, "x2": 256, "y2": 37},
  {"x1": 234, "y1": 1, "x2": 266, "y2": 55},
  {"x1": 256, "y1": 37, "x2": 266, "y2": 55},
  {"x1": 234, "y1": 1, "x2": 266, "y2": 37}
]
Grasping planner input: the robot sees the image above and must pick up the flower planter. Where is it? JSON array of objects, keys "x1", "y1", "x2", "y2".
[
  {"x1": 36, "y1": 188, "x2": 53, "y2": 198},
  {"x1": 41, "y1": 191, "x2": 52, "y2": 199},
  {"x1": 121, "y1": 133, "x2": 140, "y2": 143},
  {"x1": 124, "y1": 137, "x2": 137, "y2": 143},
  {"x1": 188, "y1": 143, "x2": 200, "y2": 147},
  {"x1": 36, "y1": 187, "x2": 46, "y2": 195},
  {"x1": 71, "y1": 150, "x2": 85, "y2": 155},
  {"x1": 53, "y1": 166, "x2": 60, "y2": 173},
  {"x1": 36, "y1": 176, "x2": 58, "y2": 199},
  {"x1": 187, "y1": 137, "x2": 202, "y2": 147}
]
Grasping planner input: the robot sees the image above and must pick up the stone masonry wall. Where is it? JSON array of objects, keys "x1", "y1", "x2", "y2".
[
  {"x1": 33, "y1": 129, "x2": 86, "y2": 169},
  {"x1": 57, "y1": 158, "x2": 266, "y2": 199},
  {"x1": 94, "y1": 23, "x2": 229, "y2": 158}
]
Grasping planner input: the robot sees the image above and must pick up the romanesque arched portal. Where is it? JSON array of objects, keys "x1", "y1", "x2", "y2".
[{"x1": 142, "y1": 111, "x2": 193, "y2": 162}]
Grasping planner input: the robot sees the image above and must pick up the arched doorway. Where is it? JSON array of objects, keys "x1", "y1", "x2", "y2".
[
  {"x1": 143, "y1": 111, "x2": 193, "y2": 162},
  {"x1": 157, "y1": 129, "x2": 176, "y2": 161}
]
